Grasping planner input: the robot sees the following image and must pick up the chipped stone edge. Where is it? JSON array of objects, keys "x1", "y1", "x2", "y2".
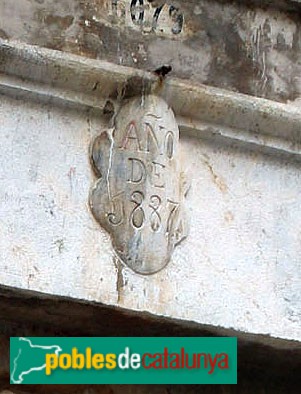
[{"x1": 0, "y1": 39, "x2": 301, "y2": 157}]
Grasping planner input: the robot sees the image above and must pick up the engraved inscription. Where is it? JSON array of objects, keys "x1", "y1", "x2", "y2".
[
  {"x1": 149, "y1": 195, "x2": 161, "y2": 232},
  {"x1": 130, "y1": 0, "x2": 144, "y2": 25},
  {"x1": 107, "y1": 191, "x2": 124, "y2": 226},
  {"x1": 109, "y1": 0, "x2": 184, "y2": 37},
  {"x1": 89, "y1": 95, "x2": 189, "y2": 274},
  {"x1": 130, "y1": 191, "x2": 145, "y2": 229}
]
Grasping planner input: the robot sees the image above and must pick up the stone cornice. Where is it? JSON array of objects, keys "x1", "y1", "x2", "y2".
[{"x1": 1, "y1": 39, "x2": 301, "y2": 156}]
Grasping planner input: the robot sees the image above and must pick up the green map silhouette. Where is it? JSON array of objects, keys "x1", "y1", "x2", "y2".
[{"x1": 11, "y1": 337, "x2": 62, "y2": 384}]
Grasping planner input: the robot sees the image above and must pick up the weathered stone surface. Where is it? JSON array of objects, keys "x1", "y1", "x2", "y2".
[
  {"x1": 1, "y1": 2, "x2": 301, "y2": 393},
  {"x1": 90, "y1": 95, "x2": 188, "y2": 274},
  {"x1": 1, "y1": 40, "x2": 301, "y2": 157},
  {"x1": 0, "y1": 86, "x2": 300, "y2": 341},
  {"x1": 0, "y1": 24, "x2": 300, "y2": 348},
  {"x1": 1, "y1": 0, "x2": 301, "y2": 103}
]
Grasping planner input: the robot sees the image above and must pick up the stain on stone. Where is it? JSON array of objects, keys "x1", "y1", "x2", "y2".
[
  {"x1": 92, "y1": 81, "x2": 100, "y2": 92},
  {"x1": 275, "y1": 32, "x2": 287, "y2": 51},
  {"x1": 203, "y1": 158, "x2": 228, "y2": 194},
  {"x1": 115, "y1": 258, "x2": 126, "y2": 303},
  {"x1": 224, "y1": 211, "x2": 234, "y2": 223},
  {"x1": 103, "y1": 100, "x2": 115, "y2": 117},
  {"x1": 0, "y1": 29, "x2": 9, "y2": 40},
  {"x1": 44, "y1": 14, "x2": 74, "y2": 29},
  {"x1": 110, "y1": 75, "x2": 154, "y2": 101},
  {"x1": 2, "y1": 0, "x2": 301, "y2": 103},
  {"x1": 292, "y1": 23, "x2": 301, "y2": 54},
  {"x1": 54, "y1": 239, "x2": 65, "y2": 254}
]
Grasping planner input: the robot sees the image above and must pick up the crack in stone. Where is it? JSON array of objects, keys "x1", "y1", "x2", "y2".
[{"x1": 106, "y1": 128, "x2": 115, "y2": 201}]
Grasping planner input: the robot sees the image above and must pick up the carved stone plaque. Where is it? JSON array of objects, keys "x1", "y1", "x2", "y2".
[{"x1": 89, "y1": 95, "x2": 189, "y2": 274}]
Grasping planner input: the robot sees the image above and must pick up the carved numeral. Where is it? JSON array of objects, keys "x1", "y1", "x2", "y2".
[
  {"x1": 112, "y1": 0, "x2": 118, "y2": 13},
  {"x1": 130, "y1": 191, "x2": 145, "y2": 228},
  {"x1": 131, "y1": 0, "x2": 144, "y2": 25},
  {"x1": 107, "y1": 192, "x2": 125, "y2": 226},
  {"x1": 112, "y1": 1, "x2": 183, "y2": 35},
  {"x1": 149, "y1": 195, "x2": 162, "y2": 232},
  {"x1": 166, "y1": 199, "x2": 180, "y2": 235},
  {"x1": 169, "y1": 6, "x2": 183, "y2": 35},
  {"x1": 152, "y1": 4, "x2": 164, "y2": 31}
]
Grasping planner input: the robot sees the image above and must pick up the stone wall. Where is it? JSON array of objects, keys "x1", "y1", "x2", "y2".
[
  {"x1": 0, "y1": 0, "x2": 300, "y2": 392},
  {"x1": 1, "y1": 0, "x2": 301, "y2": 102}
]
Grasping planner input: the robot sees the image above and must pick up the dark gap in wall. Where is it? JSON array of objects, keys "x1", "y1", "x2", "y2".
[{"x1": 0, "y1": 285, "x2": 300, "y2": 392}]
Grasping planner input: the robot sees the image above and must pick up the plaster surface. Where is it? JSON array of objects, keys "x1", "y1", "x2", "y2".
[{"x1": 0, "y1": 93, "x2": 300, "y2": 341}]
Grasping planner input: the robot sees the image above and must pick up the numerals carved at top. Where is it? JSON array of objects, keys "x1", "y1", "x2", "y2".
[{"x1": 110, "y1": 0, "x2": 184, "y2": 36}]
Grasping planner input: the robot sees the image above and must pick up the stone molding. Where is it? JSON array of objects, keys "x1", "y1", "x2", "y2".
[{"x1": 1, "y1": 39, "x2": 301, "y2": 157}]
